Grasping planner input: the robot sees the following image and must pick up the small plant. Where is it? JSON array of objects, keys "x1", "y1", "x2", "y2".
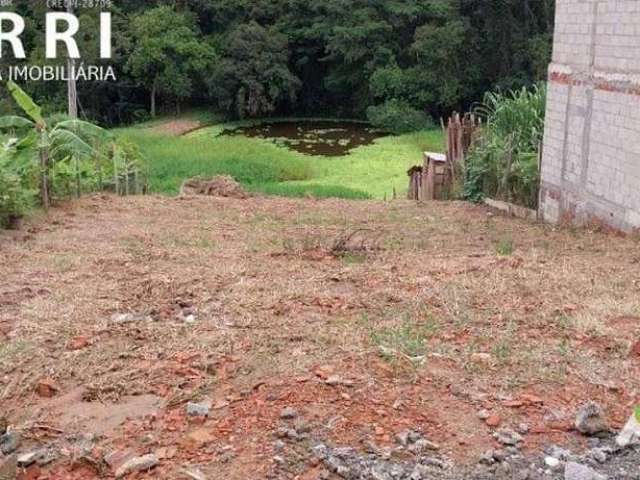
[
  {"x1": 0, "y1": 81, "x2": 109, "y2": 209},
  {"x1": 495, "y1": 237, "x2": 514, "y2": 256},
  {"x1": 109, "y1": 139, "x2": 148, "y2": 195},
  {"x1": 341, "y1": 252, "x2": 368, "y2": 265},
  {"x1": 0, "y1": 143, "x2": 37, "y2": 228},
  {"x1": 370, "y1": 315, "x2": 437, "y2": 367},
  {"x1": 464, "y1": 85, "x2": 546, "y2": 208}
]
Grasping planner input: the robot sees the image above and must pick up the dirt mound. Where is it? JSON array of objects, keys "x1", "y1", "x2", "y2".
[{"x1": 179, "y1": 176, "x2": 248, "y2": 199}]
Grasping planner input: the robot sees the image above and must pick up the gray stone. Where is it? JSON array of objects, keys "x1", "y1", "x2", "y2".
[
  {"x1": 280, "y1": 407, "x2": 298, "y2": 420},
  {"x1": 494, "y1": 428, "x2": 523, "y2": 446},
  {"x1": 312, "y1": 444, "x2": 328, "y2": 460},
  {"x1": 477, "y1": 409, "x2": 491, "y2": 420},
  {"x1": 115, "y1": 454, "x2": 159, "y2": 478},
  {"x1": 409, "y1": 464, "x2": 430, "y2": 480},
  {"x1": 186, "y1": 402, "x2": 210, "y2": 417},
  {"x1": 422, "y1": 457, "x2": 446, "y2": 469},
  {"x1": 181, "y1": 468, "x2": 207, "y2": 480},
  {"x1": 479, "y1": 451, "x2": 496, "y2": 465},
  {"x1": 588, "y1": 448, "x2": 607, "y2": 464},
  {"x1": 547, "y1": 445, "x2": 572, "y2": 461},
  {"x1": 17, "y1": 449, "x2": 57, "y2": 467},
  {"x1": 492, "y1": 450, "x2": 508, "y2": 462},
  {"x1": 564, "y1": 461, "x2": 607, "y2": 480},
  {"x1": 0, "y1": 432, "x2": 20, "y2": 454},
  {"x1": 110, "y1": 312, "x2": 152, "y2": 324},
  {"x1": 407, "y1": 439, "x2": 439, "y2": 453},
  {"x1": 575, "y1": 402, "x2": 609, "y2": 437},
  {"x1": 545, "y1": 456, "x2": 561, "y2": 469},
  {"x1": 395, "y1": 431, "x2": 410, "y2": 447}
]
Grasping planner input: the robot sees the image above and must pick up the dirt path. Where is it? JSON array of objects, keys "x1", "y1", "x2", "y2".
[
  {"x1": 1, "y1": 195, "x2": 639, "y2": 479},
  {"x1": 151, "y1": 118, "x2": 203, "y2": 136}
]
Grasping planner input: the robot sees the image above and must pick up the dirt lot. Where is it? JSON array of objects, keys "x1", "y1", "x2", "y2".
[{"x1": 1, "y1": 195, "x2": 639, "y2": 479}]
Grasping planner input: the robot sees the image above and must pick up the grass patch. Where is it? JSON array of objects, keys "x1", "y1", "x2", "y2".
[
  {"x1": 495, "y1": 237, "x2": 515, "y2": 256},
  {"x1": 252, "y1": 182, "x2": 371, "y2": 199},
  {"x1": 114, "y1": 116, "x2": 444, "y2": 200},
  {"x1": 369, "y1": 315, "x2": 438, "y2": 367},
  {"x1": 113, "y1": 130, "x2": 312, "y2": 195}
]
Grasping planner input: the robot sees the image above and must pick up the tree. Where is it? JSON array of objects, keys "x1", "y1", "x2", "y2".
[
  {"x1": 208, "y1": 21, "x2": 300, "y2": 118},
  {"x1": 126, "y1": 6, "x2": 216, "y2": 116},
  {"x1": 0, "y1": 82, "x2": 107, "y2": 209}
]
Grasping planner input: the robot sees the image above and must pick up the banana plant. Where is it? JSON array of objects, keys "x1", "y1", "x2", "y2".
[{"x1": 0, "y1": 81, "x2": 109, "y2": 209}]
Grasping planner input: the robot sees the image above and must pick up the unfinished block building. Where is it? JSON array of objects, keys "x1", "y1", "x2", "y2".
[{"x1": 540, "y1": 0, "x2": 640, "y2": 231}]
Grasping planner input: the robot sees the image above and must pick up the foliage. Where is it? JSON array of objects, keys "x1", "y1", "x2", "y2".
[
  {"x1": 117, "y1": 130, "x2": 312, "y2": 194},
  {"x1": 0, "y1": 82, "x2": 146, "y2": 227},
  {"x1": 115, "y1": 120, "x2": 443, "y2": 200},
  {"x1": 208, "y1": 22, "x2": 300, "y2": 118},
  {"x1": 464, "y1": 85, "x2": 546, "y2": 208},
  {"x1": 367, "y1": 99, "x2": 433, "y2": 134},
  {"x1": 0, "y1": 140, "x2": 38, "y2": 226},
  {"x1": 0, "y1": 1, "x2": 555, "y2": 123},
  {"x1": 126, "y1": 6, "x2": 216, "y2": 116}
]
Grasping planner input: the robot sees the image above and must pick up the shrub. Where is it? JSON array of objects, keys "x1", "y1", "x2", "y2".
[
  {"x1": 464, "y1": 85, "x2": 546, "y2": 208},
  {"x1": 0, "y1": 142, "x2": 37, "y2": 227},
  {"x1": 366, "y1": 99, "x2": 433, "y2": 134}
]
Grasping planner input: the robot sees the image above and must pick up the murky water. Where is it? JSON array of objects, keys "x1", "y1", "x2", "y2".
[{"x1": 222, "y1": 121, "x2": 385, "y2": 156}]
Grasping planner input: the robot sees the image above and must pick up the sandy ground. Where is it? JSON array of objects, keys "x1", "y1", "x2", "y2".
[{"x1": 1, "y1": 194, "x2": 639, "y2": 479}]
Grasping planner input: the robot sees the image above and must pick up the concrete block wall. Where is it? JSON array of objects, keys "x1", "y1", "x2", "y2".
[{"x1": 540, "y1": 0, "x2": 640, "y2": 231}]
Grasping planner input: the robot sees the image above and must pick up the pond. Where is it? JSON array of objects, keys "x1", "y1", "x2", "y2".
[{"x1": 221, "y1": 120, "x2": 386, "y2": 156}]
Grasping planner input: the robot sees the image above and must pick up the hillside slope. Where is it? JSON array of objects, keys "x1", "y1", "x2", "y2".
[{"x1": 1, "y1": 195, "x2": 639, "y2": 479}]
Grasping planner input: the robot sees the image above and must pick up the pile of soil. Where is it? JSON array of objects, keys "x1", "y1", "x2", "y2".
[{"x1": 179, "y1": 176, "x2": 249, "y2": 199}]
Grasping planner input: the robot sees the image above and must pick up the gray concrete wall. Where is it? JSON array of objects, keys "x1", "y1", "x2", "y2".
[{"x1": 540, "y1": 0, "x2": 640, "y2": 231}]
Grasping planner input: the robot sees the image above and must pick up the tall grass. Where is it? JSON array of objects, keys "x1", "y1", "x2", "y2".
[
  {"x1": 465, "y1": 85, "x2": 546, "y2": 208},
  {"x1": 116, "y1": 129, "x2": 313, "y2": 194},
  {"x1": 115, "y1": 124, "x2": 444, "y2": 200}
]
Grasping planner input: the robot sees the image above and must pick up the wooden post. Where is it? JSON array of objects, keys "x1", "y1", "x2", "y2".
[
  {"x1": 113, "y1": 144, "x2": 119, "y2": 195},
  {"x1": 40, "y1": 147, "x2": 50, "y2": 210},
  {"x1": 67, "y1": 2, "x2": 78, "y2": 120}
]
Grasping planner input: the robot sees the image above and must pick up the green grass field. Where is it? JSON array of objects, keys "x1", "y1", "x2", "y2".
[{"x1": 114, "y1": 116, "x2": 444, "y2": 200}]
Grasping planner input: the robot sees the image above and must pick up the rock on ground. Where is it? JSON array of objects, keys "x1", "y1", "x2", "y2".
[
  {"x1": 114, "y1": 454, "x2": 159, "y2": 478},
  {"x1": 564, "y1": 461, "x2": 606, "y2": 480},
  {"x1": 575, "y1": 402, "x2": 609, "y2": 436}
]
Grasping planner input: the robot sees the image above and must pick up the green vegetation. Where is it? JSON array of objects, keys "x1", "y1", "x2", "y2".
[
  {"x1": 495, "y1": 237, "x2": 515, "y2": 256},
  {"x1": 369, "y1": 314, "x2": 438, "y2": 367},
  {"x1": 0, "y1": 1, "x2": 554, "y2": 124},
  {"x1": 116, "y1": 121, "x2": 443, "y2": 199},
  {"x1": 0, "y1": 82, "x2": 146, "y2": 226},
  {"x1": 0, "y1": 142, "x2": 37, "y2": 228},
  {"x1": 464, "y1": 85, "x2": 546, "y2": 208},
  {"x1": 126, "y1": 6, "x2": 216, "y2": 117},
  {"x1": 366, "y1": 99, "x2": 433, "y2": 134}
]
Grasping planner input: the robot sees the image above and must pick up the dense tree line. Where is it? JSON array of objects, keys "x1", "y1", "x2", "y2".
[{"x1": 0, "y1": 0, "x2": 554, "y2": 126}]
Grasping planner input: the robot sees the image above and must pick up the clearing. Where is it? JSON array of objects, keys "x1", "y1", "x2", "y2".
[
  {"x1": 1, "y1": 194, "x2": 639, "y2": 478},
  {"x1": 115, "y1": 115, "x2": 443, "y2": 199}
]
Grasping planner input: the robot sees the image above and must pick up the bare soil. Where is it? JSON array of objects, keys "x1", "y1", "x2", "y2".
[
  {"x1": 1, "y1": 195, "x2": 639, "y2": 479},
  {"x1": 151, "y1": 119, "x2": 203, "y2": 137}
]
